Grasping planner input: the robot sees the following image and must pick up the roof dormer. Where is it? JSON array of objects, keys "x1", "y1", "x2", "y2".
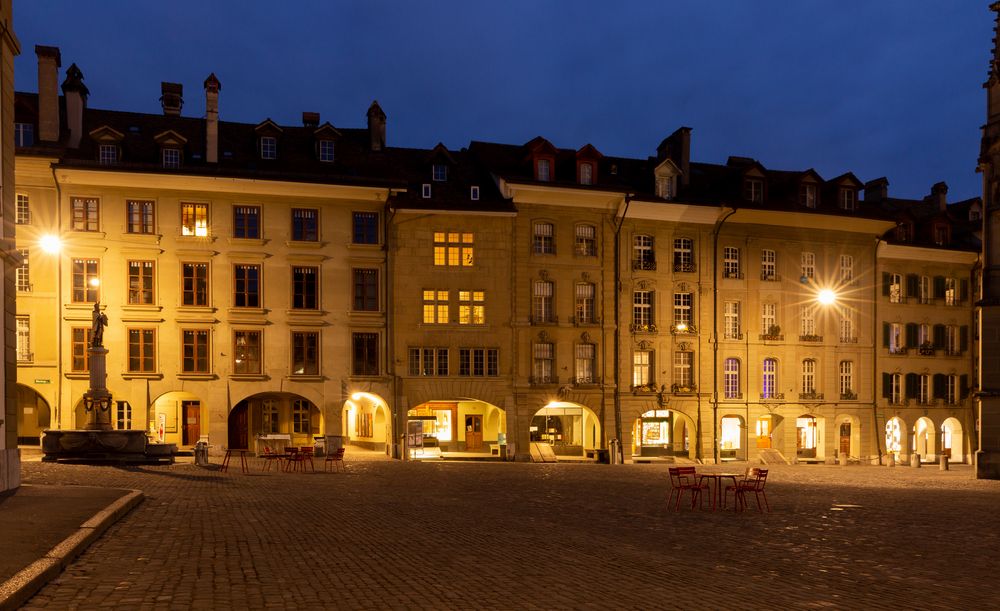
[
  {"x1": 525, "y1": 136, "x2": 558, "y2": 182},
  {"x1": 653, "y1": 157, "x2": 681, "y2": 201},
  {"x1": 736, "y1": 162, "x2": 766, "y2": 204},
  {"x1": 313, "y1": 121, "x2": 341, "y2": 163},
  {"x1": 829, "y1": 172, "x2": 863, "y2": 212},
  {"x1": 153, "y1": 129, "x2": 188, "y2": 169},
  {"x1": 575, "y1": 144, "x2": 602, "y2": 186},
  {"x1": 798, "y1": 169, "x2": 823, "y2": 208},
  {"x1": 254, "y1": 118, "x2": 283, "y2": 160},
  {"x1": 89, "y1": 125, "x2": 125, "y2": 165},
  {"x1": 428, "y1": 143, "x2": 456, "y2": 182}
]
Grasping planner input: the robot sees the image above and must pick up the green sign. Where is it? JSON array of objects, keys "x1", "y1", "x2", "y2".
[{"x1": 33, "y1": 379, "x2": 51, "y2": 384}]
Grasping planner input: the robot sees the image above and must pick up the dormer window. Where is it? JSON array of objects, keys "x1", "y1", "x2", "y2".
[
  {"x1": 934, "y1": 225, "x2": 950, "y2": 246},
  {"x1": 470, "y1": 186, "x2": 480, "y2": 200},
  {"x1": 99, "y1": 144, "x2": 118, "y2": 165},
  {"x1": 260, "y1": 136, "x2": 277, "y2": 160},
  {"x1": 319, "y1": 140, "x2": 335, "y2": 162},
  {"x1": 744, "y1": 178, "x2": 763, "y2": 203},
  {"x1": 422, "y1": 184, "x2": 432, "y2": 199},
  {"x1": 433, "y1": 164, "x2": 448, "y2": 182},
  {"x1": 657, "y1": 177, "x2": 675, "y2": 200},
  {"x1": 896, "y1": 223, "x2": 911, "y2": 242},
  {"x1": 839, "y1": 188, "x2": 856, "y2": 211},
  {"x1": 162, "y1": 148, "x2": 181, "y2": 169},
  {"x1": 14, "y1": 123, "x2": 33, "y2": 147},
  {"x1": 579, "y1": 162, "x2": 593, "y2": 185},
  {"x1": 536, "y1": 159, "x2": 551, "y2": 182},
  {"x1": 971, "y1": 208, "x2": 982, "y2": 221},
  {"x1": 800, "y1": 183, "x2": 817, "y2": 208}
]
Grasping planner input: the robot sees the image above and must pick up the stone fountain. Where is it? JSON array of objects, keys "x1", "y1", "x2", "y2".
[{"x1": 42, "y1": 303, "x2": 175, "y2": 463}]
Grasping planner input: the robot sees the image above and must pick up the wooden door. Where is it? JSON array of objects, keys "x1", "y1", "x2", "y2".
[
  {"x1": 465, "y1": 415, "x2": 483, "y2": 451},
  {"x1": 182, "y1": 401, "x2": 201, "y2": 446},
  {"x1": 839, "y1": 423, "x2": 851, "y2": 455},
  {"x1": 756, "y1": 416, "x2": 772, "y2": 449},
  {"x1": 228, "y1": 405, "x2": 248, "y2": 450}
]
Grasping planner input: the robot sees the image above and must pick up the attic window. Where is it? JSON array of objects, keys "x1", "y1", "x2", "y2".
[
  {"x1": 260, "y1": 136, "x2": 276, "y2": 160},
  {"x1": 128, "y1": 126, "x2": 141, "y2": 133},
  {"x1": 579, "y1": 163, "x2": 593, "y2": 185},
  {"x1": 319, "y1": 140, "x2": 334, "y2": 163},
  {"x1": 14, "y1": 123, "x2": 33, "y2": 147},
  {"x1": 536, "y1": 159, "x2": 551, "y2": 182},
  {"x1": 99, "y1": 144, "x2": 118, "y2": 165},
  {"x1": 433, "y1": 164, "x2": 448, "y2": 182},
  {"x1": 971, "y1": 208, "x2": 982, "y2": 221},
  {"x1": 800, "y1": 184, "x2": 816, "y2": 208},
  {"x1": 896, "y1": 223, "x2": 910, "y2": 242},
  {"x1": 839, "y1": 188, "x2": 856, "y2": 211},
  {"x1": 162, "y1": 148, "x2": 181, "y2": 169},
  {"x1": 422, "y1": 184, "x2": 432, "y2": 199},
  {"x1": 470, "y1": 186, "x2": 480, "y2": 201},
  {"x1": 657, "y1": 177, "x2": 675, "y2": 200},
  {"x1": 744, "y1": 179, "x2": 763, "y2": 203},
  {"x1": 934, "y1": 225, "x2": 949, "y2": 246}
]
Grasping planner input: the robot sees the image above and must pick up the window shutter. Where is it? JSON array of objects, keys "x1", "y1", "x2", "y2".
[
  {"x1": 905, "y1": 373, "x2": 918, "y2": 399},
  {"x1": 933, "y1": 276, "x2": 945, "y2": 299},
  {"x1": 882, "y1": 323, "x2": 890, "y2": 347},
  {"x1": 960, "y1": 279, "x2": 969, "y2": 303},
  {"x1": 905, "y1": 323, "x2": 918, "y2": 348},
  {"x1": 933, "y1": 324, "x2": 945, "y2": 349},
  {"x1": 882, "y1": 273, "x2": 891, "y2": 297},
  {"x1": 933, "y1": 374, "x2": 946, "y2": 399},
  {"x1": 881, "y1": 373, "x2": 891, "y2": 399},
  {"x1": 906, "y1": 274, "x2": 919, "y2": 298},
  {"x1": 961, "y1": 375, "x2": 970, "y2": 399},
  {"x1": 960, "y1": 326, "x2": 969, "y2": 352}
]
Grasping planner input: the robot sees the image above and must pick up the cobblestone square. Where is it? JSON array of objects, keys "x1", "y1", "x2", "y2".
[{"x1": 16, "y1": 454, "x2": 1000, "y2": 610}]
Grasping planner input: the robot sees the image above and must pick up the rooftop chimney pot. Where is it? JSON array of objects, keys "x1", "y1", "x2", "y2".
[
  {"x1": 35, "y1": 45, "x2": 62, "y2": 143},
  {"x1": 302, "y1": 112, "x2": 320, "y2": 127},
  {"x1": 160, "y1": 82, "x2": 183, "y2": 116}
]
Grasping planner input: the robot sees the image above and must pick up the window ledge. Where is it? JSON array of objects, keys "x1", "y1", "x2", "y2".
[
  {"x1": 227, "y1": 308, "x2": 268, "y2": 316},
  {"x1": 347, "y1": 243, "x2": 381, "y2": 250},
  {"x1": 286, "y1": 375, "x2": 325, "y2": 382},
  {"x1": 120, "y1": 233, "x2": 163, "y2": 244},
  {"x1": 176, "y1": 306, "x2": 217, "y2": 314},
  {"x1": 227, "y1": 238, "x2": 269, "y2": 247},
  {"x1": 177, "y1": 234, "x2": 218, "y2": 243},
  {"x1": 71, "y1": 230, "x2": 107, "y2": 239},
  {"x1": 65, "y1": 372, "x2": 90, "y2": 380},
  {"x1": 287, "y1": 309, "x2": 326, "y2": 317},
  {"x1": 230, "y1": 374, "x2": 269, "y2": 381},
  {"x1": 177, "y1": 373, "x2": 218, "y2": 381},
  {"x1": 285, "y1": 240, "x2": 325, "y2": 249},
  {"x1": 122, "y1": 373, "x2": 164, "y2": 380},
  {"x1": 121, "y1": 305, "x2": 163, "y2": 313}
]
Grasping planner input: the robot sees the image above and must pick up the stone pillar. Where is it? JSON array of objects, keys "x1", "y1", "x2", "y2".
[{"x1": 84, "y1": 346, "x2": 113, "y2": 431}]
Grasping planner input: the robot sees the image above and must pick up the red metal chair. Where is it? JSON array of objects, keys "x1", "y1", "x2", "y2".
[
  {"x1": 324, "y1": 447, "x2": 346, "y2": 472},
  {"x1": 298, "y1": 446, "x2": 316, "y2": 472},
  {"x1": 260, "y1": 446, "x2": 281, "y2": 472},
  {"x1": 283, "y1": 447, "x2": 301, "y2": 472},
  {"x1": 728, "y1": 468, "x2": 769, "y2": 512},
  {"x1": 724, "y1": 467, "x2": 758, "y2": 510},
  {"x1": 667, "y1": 466, "x2": 707, "y2": 510}
]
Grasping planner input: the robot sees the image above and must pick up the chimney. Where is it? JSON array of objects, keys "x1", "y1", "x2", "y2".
[
  {"x1": 61, "y1": 63, "x2": 89, "y2": 149},
  {"x1": 35, "y1": 45, "x2": 61, "y2": 142},
  {"x1": 864, "y1": 177, "x2": 889, "y2": 203},
  {"x1": 204, "y1": 73, "x2": 220, "y2": 164},
  {"x1": 160, "y1": 82, "x2": 183, "y2": 116},
  {"x1": 930, "y1": 181, "x2": 948, "y2": 211},
  {"x1": 656, "y1": 127, "x2": 692, "y2": 186},
  {"x1": 302, "y1": 112, "x2": 320, "y2": 128},
  {"x1": 367, "y1": 100, "x2": 386, "y2": 151}
]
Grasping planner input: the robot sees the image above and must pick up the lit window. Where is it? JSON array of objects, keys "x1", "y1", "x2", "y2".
[
  {"x1": 533, "y1": 222, "x2": 555, "y2": 254},
  {"x1": 633, "y1": 290, "x2": 653, "y2": 330},
  {"x1": 724, "y1": 358, "x2": 740, "y2": 399},
  {"x1": 433, "y1": 232, "x2": 474, "y2": 266},
  {"x1": 575, "y1": 225, "x2": 596, "y2": 256},
  {"x1": 16, "y1": 194, "x2": 30, "y2": 225},
  {"x1": 181, "y1": 203, "x2": 209, "y2": 236},
  {"x1": 71, "y1": 197, "x2": 100, "y2": 232},
  {"x1": 458, "y1": 290, "x2": 485, "y2": 324},
  {"x1": 16, "y1": 317, "x2": 31, "y2": 362},
  {"x1": 422, "y1": 290, "x2": 449, "y2": 324},
  {"x1": 182, "y1": 329, "x2": 210, "y2": 373},
  {"x1": 127, "y1": 328, "x2": 157, "y2": 373},
  {"x1": 292, "y1": 332, "x2": 320, "y2": 375},
  {"x1": 126, "y1": 200, "x2": 155, "y2": 234},
  {"x1": 633, "y1": 350, "x2": 653, "y2": 388},
  {"x1": 71, "y1": 258, "x2": 100, "y2": 303},
  {"x1": 673, "y1": 292, "x2": 692, "y2": 330},
  {"x1": 162, "y1": 148, "x2": 181, "y2": 169},
  {"x1": 16, "y1": 249, "x2": 30, "y2": 292},
  {"x1": 233, "y1": 330, "x2": 262, "y2": 375},
  {"x1": 432, "y1": 164, "x2": 447, "y2": 181},
  {"x1": 127, "y1": 260, "x2": 155, "y2": 305},
  {"x1": 944, "y1": 277, "x2": 957, "y2": 306},
  {"x1": 886, "y1": 273, "x2": 902, "y2": 304},
  {"x1": 260, "y1": 136, "x2": 276, "y2": 159},
  {"x1": 319, "y1": 139, "x2": 334, "y2": 162}
]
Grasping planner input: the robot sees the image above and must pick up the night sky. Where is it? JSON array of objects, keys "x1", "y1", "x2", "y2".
[{"x1": 13, "y1": 1, "x2": 992, "y2": 200}]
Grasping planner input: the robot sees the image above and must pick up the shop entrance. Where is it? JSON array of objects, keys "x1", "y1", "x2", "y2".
[
  {"x1": 465, "y1": 414, "x2": 483, "y2": 451},
  {"x1": 632, "y1": 409, "x2": 692, "y2": 458},
  {"x1": 530, "y1": 402, "x2": 600, "y2": 457},
  {"x1": 182, "y1": 401, "x2": 201, "y2": 445},
  {"x1": 720, "y1": 415, "x2": 745, "y2": 460},
  {"x1": 755, "y1": 415, "x2": 772, "y2": 449},
  {"x1": 839, "y1": 422, "x2": 851, "y2": 455},
  {"x1": 230, "y1": 393, "x2": 324, "y2": 453},
  {"x1": 796, "y1": 415, "x2": 824, "y2": 460}
]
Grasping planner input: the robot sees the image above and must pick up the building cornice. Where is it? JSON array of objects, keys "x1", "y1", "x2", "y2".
[
  {"x1": 878, "y1": 242, "x2": 980, "y2": 264},
  {"x1": 727, "y1": 208, "x2": 896, "y2": 235},
  {"x1": 500, "y1": 180, "x2": 624, "y2": 210}
]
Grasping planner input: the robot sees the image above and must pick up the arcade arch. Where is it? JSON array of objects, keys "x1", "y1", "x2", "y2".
[
  {"x1": 229, "y1": 393, "x2": 323, "y2": 452},
  {"x1": 912, "y1": 416, "x2": 936, "y2": 460},
  {"x1": 150, "y1": 391, "x2": 207, "y2": 448},
  {"x1": 407, "y1": 398, "x2": 506, "y2": 457},
  {"x1": 941, "y1": 417, "x2": 964, "y2": 463},
  {"x1": 796, "y1": 414, "x2": 826, "y2": 461},
  {"x1": 720, "y1": 414, "x2": 746, "y2": 461},
  {"x1": 16, "y1": 384, "x2": 50, "y2": 445},
  {"x1": 530, "y1": 401, "x2": 600, "y2": 458},
  {"x1": 344, "y1": 392, "x2": 391, "y2": 453},
  {"x1": 632, "y1": 409, "x2": 695, "y2": 459}
]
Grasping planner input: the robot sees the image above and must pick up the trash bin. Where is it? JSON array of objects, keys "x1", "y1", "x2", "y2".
[
  {"x1": 194, "y1": 441, "x2": 209, "y2": 467},
  {"x1": 313, "y1": 436, "x2": 326, "y2": 458}
]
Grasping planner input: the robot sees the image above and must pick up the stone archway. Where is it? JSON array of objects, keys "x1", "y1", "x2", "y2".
[
  {"x1": 530, "y1": 401, "x2": 600, "y2": 458},
  {"x1": 150, "y1": 391, "x2": 207, "y2": 447},
  {"x1": 632, "y1": 409, "x2": 695, "y2": 459},
  {"x1": 719, "y1": 414, "x2": 746, "y2": 461},
  {"x1": 941, "y1": 417, "x2": 964, "y2": 463},
  {"x1": 408, "y1": 398, "x2": 507, "y2": 456},
  {"x1": 885, "y1": 416, "x2": 907, "y2": 460},
  {"x1": 345, "y1": 392, "x2": 391, "y2": 453},
  {"x1": 229, "y1": 393, "x2": 324, "y2": 453},
  {"x1": 913, "y1": 416, "x2": 936, "y2": 461},
  {"x1": 16, "y1": 384, "x2": 51, "y2": 445}
]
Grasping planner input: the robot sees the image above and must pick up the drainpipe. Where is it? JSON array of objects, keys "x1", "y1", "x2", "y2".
[
  {"x1": 872, "y1": 237, "x2": 884, "y2": 464},
  {"x1": 612, "y1": 195, "x2": 633, "y2": 462},
  {"x1": 711, "y1": 207, "x2": 737, "y2": 464},
  {"x1": 384, "y1": 194, "x2": 399, "y2": 459},
  {"x1": 51, "y1": 165, "x2": 63, "y2": 429}
]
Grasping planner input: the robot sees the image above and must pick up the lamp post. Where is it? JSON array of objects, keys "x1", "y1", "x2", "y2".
[{"x1": 39, "y1": 234, "x2": 62, "y2": 429}]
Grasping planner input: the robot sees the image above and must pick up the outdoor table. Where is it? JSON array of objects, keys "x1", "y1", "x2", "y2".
[{"x1": 697, "y1": 472, "x2": 742, "y2": 511}]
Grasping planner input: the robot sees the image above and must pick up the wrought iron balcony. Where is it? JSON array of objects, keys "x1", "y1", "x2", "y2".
[
  {"x1": 530, "y1": 315, "x2": 559, "y2": 325},
  {"x1": 760, "y1": 272, "x2": 779, "y2": 282},
  {"x1": 723, "y1": 332, "x2": 744, "y2": 340},
  {"x1": 673, "y1": 262, "x2": 696, "y2": 273},
  {"x1": 631, "y1": 383, "x2": 658, "y2": 394},
  {"x1": 799, "y1": 334, "x2": 823, "y2": 342},
  {"x1": 632, "y1": 259, "x2": 656, "y2": 271},
  {"x1": 840, "y1": 336, "x2": 858, "y2": 344},
  {"x1": 572, "y1": 376, "x2": 601, "y2": 386},
  {"x1": 630, "y1": 322, "x2": 658, "y2": 334},
  {"x1": 529, "y1": 375, "x2": 559, "y2": 386},
  {"x1": 918, "y1": 344, "x2": 936, "y2": 356},
  {"x1": 840, "y1": 391, "x2": 858, "y2": 401},
  {"x1": 671, "y1": 383, "x2": 697, "y2": 395},
  {"x1": 670, "y1": 323, "x2": 697, "y2": 335},
  {"x1": 799, "y1": 391, "x2": 824, "y2": 401},
  {"x1": 760, "y1": 392, "x2": 785, "y2": 401},
  {"x1": 888, "y1": 346, "x2": 908, "y2": 355}
]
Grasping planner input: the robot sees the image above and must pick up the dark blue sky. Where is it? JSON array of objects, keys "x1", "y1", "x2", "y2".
[{"x1": 13, "y1": 1, "x2": 993, "y2": 200}]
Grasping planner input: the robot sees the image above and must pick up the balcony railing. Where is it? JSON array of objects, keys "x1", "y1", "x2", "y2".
[
  {"x1": 673, "y1": 262, "x2": 696, "y2": 273},
  {"x1": 760, "y1": 392, "x2": 785, "y2": 401},
  {"x1": 799, "y1": 334, "x2": 823, "y2": 342},
  {"x1": 759, "y1": 333, "x2": 784, "y2": 341},
  {"x1": 572, "y1": 376, "x2": 601, "y2": 386},
  {"x1": 631, "y1": 383, "x2": 658, "y2": 394},
  {"x1": 723, "y1": 332, "x2": 744, "y2": 340},
  {"x1": 630, "y1": 322, "x2": 658, "y2": 334},
  {"x1": 840, "y1": 336, "x2": 858, "y2": 344},
  {"x1": 918, "y1": 344, "x2": 936, "y2": 356},
  {"x1": 632, "y1": 259, "x2": 656, "y2": 271},
  {"x1": 760, "y1": 272, "x2": 779, "y2": 282},
  {"x1": 840, "y1": 391, "x2": 858, "y2": 401},
  {"x1": 529, "y1": 375, "x2": 559, "y2": 386},
  {"x1": 671, "y1": 383, "x2": 697, "y2": 394},
  {"x1": 799, "y1": 391, "x2": 824, "y2": 401},
  {"x1": 530, "y1": 315, "x2": 559, "y2": 325},
  {"x1": 671, "y1": 323, "x2": 697, "y2": 335},
  {"x1": 888, "y1": 347, "x2": 908, "y2": 355}
]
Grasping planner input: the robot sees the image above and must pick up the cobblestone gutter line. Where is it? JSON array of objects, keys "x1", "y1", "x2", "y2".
[{"x1": 0, "y1": 490, "x2": 144, "y2": 611}]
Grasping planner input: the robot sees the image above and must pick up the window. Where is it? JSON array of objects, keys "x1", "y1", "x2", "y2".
[
  {"x1": 800, "y1": 252, "x2": 815, "y2": 280},
  {"x1": 71, "y1": 197, "x2": 99, "y2": 232},
  {"x1": 260, "y1": 136, "x2": 276, "y2": 159},
  {"x1": 536, "y1": 159, "x2": 551, "y2": 182},
  {"x1": 712, "y1": 357, "x2": 737, "y2": 399},
  {"x1": 408, "y1": 347, "x2": 449, "y2": 376},
  {"x1": 72, "y1": 258, "x2": 100, "y2": 303},
  {"x1": 633, "y1": 235, "x2": 655, "y2": 269},
  {"x1": 182, "y1": 329, "x2": 210, "y2": 373},
  {"x1": 918, "y1": 323, "x2": 932, "y2": 349},
  {"x1": 422, "y1": 184, "x2": 432, "y2": 198},
  {"x1": 16, "y1": 317, "x2": 31, "y2": 361},
  {"x1": 762, "y1": 358, "x2": 778, "y2": 399},
  {"x1": 162, "y1": 148, "x2": 181, "y2": 168},
  {"x1": 423, "y1": 290, "x2": 450, "y2": 324},
  {"x1": 127, "y1": 328, "x2": 156, "y2": 373},
  {"x1": 761, "y1": 303, "x2": 777, "y2": 335},
  {"x1": 470, "y1": 186, "x2": 480, "y2": 200},
  {"x1": 575, "y1": 344, "x2": 596, "y2": 384},
  {"x1": 800, "y1": 183, "x2": 817, "y2": 208},
  {"x1": 919, "y1": 276, "x2": 931, "y2": 304},
  {"x1": 433, "y1": 232, "x2": 474, "y2": 266},
  {"x1": 633, "y1": 350, "x2": 653, "y2": 388},
  {"x1": 674, "y1": 351, "x2": 693, "y2": 388},
  {"x1": 744, "y1": 178, "x2": 763, "y2": 202},
  {"x1": 182, "y1": 263, "x2": 209, "y2": 306},
  {"x1": 352, "y1": 268, "x2": 377, "y2": 311},
  {"x1": 633, "y1": 290, "x2": 654, "y2": 330},
  {"x1": 657, "y1": 176, "x2": 675, "y2": 200},
  {"x1": 261, "y1": 400, "x2": 279, "y2": 434},
  {"x1": 127, "y1": 260, "x2": 155, "y2": 305},
  {"x1": 801, "y1": 359, "x2": 816, "y2": 394},
  {"x1": 723, "y1": 246, "x2": 741, "y2": 279},
  {"x1": 459, "y1": 291, "x2": 485, "y2": 324},
  {"x1": 319, "y1": 139, "x2": 335, "y2": 162},
  {"x1": 533, "y1": 222, "x2": 555, "y2": 254},
  {"x1": 946, "y1": 375, "x2": 960, "y2": 405},
  {"x1": 888, "y1": 372, "x2": 902, "y2": 404},
  {"x1": 16, "y1": 249, "x2": 30, "y2": 292},
  {"x1": 673, "y1": 238, "x2": 694, "y2": 273},
  {"x1": 292, "y1": 331, "x2": 319, "y2": 375},
  {"x1": 673, "y1": 292, "x2": 692, "y2": 330},
  {"x1": 887, "y1": 273, "x2": 902, "y2": 303},
  {"x1": 233, "y1": 264, "x2": 261, "y2": 308},
  {"x1": 887, "y1": 322, "x2": 904, "y2": 354},
  {"x1": 533, "y1": 343, "x2": 554, "y2": 382},
  {"x1": 126, "y1": 200, "x2": 155, "y2": 234},
  {"x1": 575, "y1": 282, "x2": 595, "y2": 324},
  {"x1": 840, "y1": 255, "x2": 853, "y2": 283},
  {"x1": 724, "y1": 301, "x2": 741, "y2": 339},
  {"x1": 14, "y1": 122, "x2": 33, "y2": 147},
  {"x1": 839, "y1": 188, "x2": 856, "y2": 211},
  {"x1": 292, "y1": 400, "x2": 313, "y2": 434},
  {"x1": 459, "y1": 348, "x2": 498, "y2": 376},
  {"x1": 233, "y1": 206, "x2": 261, "y2": 239},
  {"x1": 575, "y1": 225, "x2": 596, "y2": 256},
  {"x1": 918, "y1": 374, "x2": 931, "y2": 405},
  {"x1": 181, "y1": 203, "x2": 209, "y2": 237},
  {"x1": 16, "y1": 194, "x2": 30, "y2": 225},
  {"x1": 71, "y1": 328, "x2": 92, "y2": 372},
  {"x1": 292, "y1": 209, "x2": 319, "y2": 242},
  {"x1": 579, "y1": 162, "x2": 593, "y2": 185},
  {"x1": 292, "y1": 266, "x2": 319, "y2": 310},
  {"x1": 352, "y1": 333, "x2": 379, "y2": 376},
  {"x1": 116, "y1": 401, "x2": 132, "y2": 431},
  {"x1": 352, "y1": 212, "x2": 379, "y2": 244},
  {"x1": 946, "y1": 325, "x2": 961, "y2": 355},
  {"x1": 432, "y1": 164, "x2": 448, "y2": 181},
  {"x1": 944, "y1": 277, "x2": 957, "y2": 306},
  {"x1": 761, "y1": 249, "x2": 776, "y2": 280},
  {"x1": 99, "y1": 143, "x2": 118, "y2": 165},
  {"x1": 840, "y1": 310, "x2": 855, "y2": 342},
  {"x1": 533, "y1": 280, "x2": 554, "y2": 323},
  {"x1": 800, "y1": 306, "x2": 816, "y2": 337},
  {"x1": 934, "y1": 225, "x2": 949, "y2": 246},
  {"x1": 233, "y1": 330, "x2": 262, "y2": 375},
  {"x1": 839, "y1": 361, "x2": 854, "y2": 398}
]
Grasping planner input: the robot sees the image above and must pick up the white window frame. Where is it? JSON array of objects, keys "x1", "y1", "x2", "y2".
[
  {"x1": 162, "y1": 147, "x2": 181, "y2": 168},
  {"x1": 259, "y1": 136, "x2": 277, "y2": 160},
  {"x1": 840, "y1": 254, "x2": 853, "y2": 283},
  {"x1": 724, "y1": 301, "x2": 741, "y2": 339},
  {"x1": 16, "y1": 316, "x2": 31, "y2": 361},
  {"x1": 761, "y1": 249, "x2": 776, "y2": 280},
  {"x1": 801, "y1": 359, "x2": 816, "y2": 394},
  {"x1": 319, "y1": 139, "x2": 335, "y2": 162},
  {"x1": 839, "y1": 361, "x2": 853, "y2": 397},
  {"x1": 723, "y1": 358, "x2": 740, "y2": 399},
  {"x1": 16, "y1": 193, "x2": 30, "y2": 225},
  {"x1": 761, "y1": 302, "x2": 776, "y2": 334},
  {"x1": 762, "y1": 358, "x2": 777, "y2": 398},
  {"x1": 723, "y1": 246, "x2": 741, "y2": 279},
  {"x1": 801, "y1": 252, "x2": 815, "y2": 280}
]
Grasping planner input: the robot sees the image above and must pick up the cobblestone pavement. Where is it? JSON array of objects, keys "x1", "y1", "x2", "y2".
[{"x1": 16, "y1": 454, "x2": 1000, "y2": 610}]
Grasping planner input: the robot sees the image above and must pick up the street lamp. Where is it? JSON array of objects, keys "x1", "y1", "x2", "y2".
[
  {"x1": 817, "y1": 288, "x2": 837, "y2": 306},
  {"x1": 39, "y1": 234, "x2": 63, "y2": 429}
]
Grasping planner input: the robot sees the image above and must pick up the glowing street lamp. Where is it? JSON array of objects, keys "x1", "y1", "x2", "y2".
[
  {"x1": 40, "y1": 234, "x2": 61, "y2": 254},
  {"x1": 817, "y1": 288, "x2": 837, "y2": 306}
]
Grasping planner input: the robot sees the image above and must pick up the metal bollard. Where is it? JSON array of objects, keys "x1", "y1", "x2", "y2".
[
  {"x1": 911, "y1": 453, "x2": 921, "y2": 468},
  {"x1": 940, "y1": 454, "x2": 949, "y2": 471}
]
